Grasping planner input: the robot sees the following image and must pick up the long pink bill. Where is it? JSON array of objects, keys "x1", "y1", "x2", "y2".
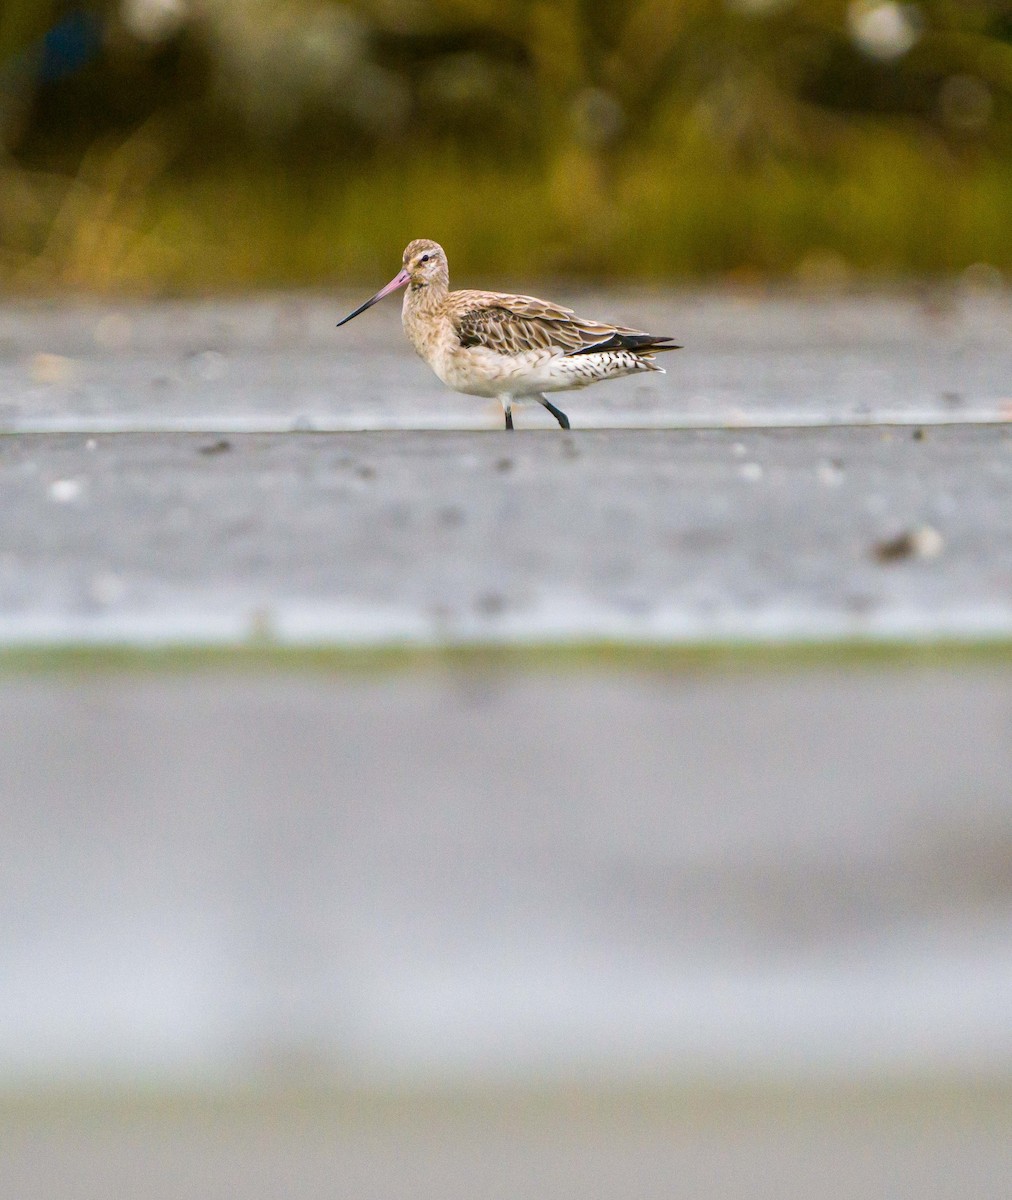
[{"x1": 336, "y1": 267, "x2": 410, "y2": 327}]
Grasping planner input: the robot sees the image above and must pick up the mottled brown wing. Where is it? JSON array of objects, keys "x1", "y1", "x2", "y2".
[
  {"x1": 451, "y1": 290, "x2": 679, "y2": 358},
  {"x1": 454, "y1": 304, "x2": 629, "y2": 358},
  {"x1": 455, "y1": 307, "x2": 600, "y2": 356}
]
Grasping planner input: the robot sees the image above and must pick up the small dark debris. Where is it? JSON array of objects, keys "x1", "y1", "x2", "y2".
[
  {"x1": 872, "y1": 525, "x2": 943, "y2": 563},
  {"x1": 384, "y1": 502, "x2": 411, "y2": 529},
  {"x1": 437, "y1": 505, "x2": 465, "y2": 528},
  {"x1": 911, "y1": 428, "x2": 924, "y2": 441},
  {"x1": 845, "y1": 593, "x2": 877, "y2": 615},
  {"x1": 476, "y1": 592, "x2": 506, "y2": 615},
  {"x1": 356, "y1": 464, "x2": 376, "y2": 480},
  {"x1": 495, "y1": 457, "x2": 514, "y2": 473},
  {"x1": 874, "y1": 533, "x2": 917, "y2": 562},
  {"x1": 199, "y1": 439, "x2": 231, "y2": 456},
  {"x1": 676, "y1": 528, "x2": 726, "y2": 553},
  {"x1": 941, "y1": 392, "x2": 962, "y2": 408}
]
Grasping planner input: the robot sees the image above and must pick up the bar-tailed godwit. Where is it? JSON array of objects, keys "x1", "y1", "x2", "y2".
[{"x1": 337, "y1": 240, "x2": 679, "y2": 430}]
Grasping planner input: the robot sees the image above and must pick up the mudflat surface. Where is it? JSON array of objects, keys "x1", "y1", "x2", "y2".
[
  {"x1": 2, "y1": 289, "x2": 1009, "y2": 644},
  {"x1": 2, "y1": 668, "x2": 1010, "y2": 1080},
  {"x1": 1, "y1": 425, "x2": 1010, "y2": 644},
  {"x1": 2, "y1": 291, "x2": 1011, "y2": 1191},
  {"x1": 2, "y1": 665, "x2": 1012, "y2": 1195},
  {"x1": 3, "y1": 1092, "x2": 1011, "y2": 1200},
  {"x1": 1, "y1": 289, "x2": 1010, "y2": 432}
]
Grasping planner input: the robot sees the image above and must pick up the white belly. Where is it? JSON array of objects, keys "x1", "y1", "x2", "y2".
[
  {"x1": 435, "y1": 345, "x2": 656, "y2": 397},
  {"x1": 405, "y1": 313, "x2": 658, "y2": 398},
  {"x1": 435, "y1": 345, "x2": 562, "y2": 397}
]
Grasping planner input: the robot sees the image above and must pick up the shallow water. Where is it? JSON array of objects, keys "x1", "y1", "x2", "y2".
[
  {"x1": 1, "y1": 290, "x2": 1010, "y2": 432},
  {"x1": 1, "y1": 291, "x2": 1010, "y2": 1097},
  {"x1": 1, "y1": 426, "x2": 1010, "y2": 647},
  {"x1": 2, "y1": 668, "x2": 1010, "y2": 1085}
]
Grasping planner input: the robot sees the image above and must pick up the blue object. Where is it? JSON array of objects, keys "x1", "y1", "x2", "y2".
[{"x1": 37, "y1": 9, "x2": 103, "y2": 83}]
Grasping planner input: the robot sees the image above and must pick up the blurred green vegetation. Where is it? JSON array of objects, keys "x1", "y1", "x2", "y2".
[
  {"x1": 4, "y1": 637, "x2": 1012, "y2": 677},
  {"x1": 1, "y1": 0, "x2": 1010, "y2": 292}
]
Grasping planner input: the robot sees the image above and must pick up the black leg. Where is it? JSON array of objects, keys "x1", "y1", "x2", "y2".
[
  {"x1": 505, "y1": 409, "x2": 514, "y2": 431},
  {"x1": 540, "y1": 397, "x2": 570, "y2": 429}
]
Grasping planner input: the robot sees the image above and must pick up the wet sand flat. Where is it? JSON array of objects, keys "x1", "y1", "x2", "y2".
[
  {"x1": 1, "y1": 290, "x2": 1010, "y2": 432},
  {"x1": 3, "y1": 1087, "x2": 1012, "y2": 1200},
  {"x1": 1, "y1": 425, "x2": 1010, "y2": 646}
]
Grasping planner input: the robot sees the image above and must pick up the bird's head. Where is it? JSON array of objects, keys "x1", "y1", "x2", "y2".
[
  {"x1": 336, "y1": 239, "x2": 448, "y2": 327},
  {"x1": 402, "y1": 239, "x2": 448, "y2": 288}
]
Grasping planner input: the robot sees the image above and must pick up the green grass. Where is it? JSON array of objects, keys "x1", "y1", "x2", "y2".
[
  {"x1": 4, "y1": 126, "x2": 1011, "y2": 294},
  {"x1": 2, "y1": 638, "x2": 1012, "y2": 677}
]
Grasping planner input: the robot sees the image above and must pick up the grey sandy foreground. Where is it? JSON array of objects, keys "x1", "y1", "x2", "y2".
[
  {"x1": 1, "y1": 426, "x2": 1010, "y2": 645},
  {"x1": 1, "y1": 286, "x2": 1009, "y2": 644},
  {"x1": 0, "y1": 287, "x2": 1009, "y2": 433},
  {"x1": 1, "y1": 292, "x2": 1011, "y2": 1199},
  {"x1": 3, "y1": 668, "x2": 1012, "y2": 1200}
]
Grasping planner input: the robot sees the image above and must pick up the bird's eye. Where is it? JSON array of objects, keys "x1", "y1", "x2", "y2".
[{"x1": 420, "y1": 254, "x2": 430, "y2": 263}]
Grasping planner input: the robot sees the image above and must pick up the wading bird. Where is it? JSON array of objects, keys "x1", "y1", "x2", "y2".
[{"x1": 337, "y1": 240, "x2": 679, "y2": 430}]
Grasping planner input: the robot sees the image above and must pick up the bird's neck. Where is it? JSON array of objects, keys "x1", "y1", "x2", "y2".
[
  {"x1": 401, "y1": 279, "x2": 448, "y2": 358},
  {"x1": 408, "y1": 276, "x2": 447, "y2": 304},
  {"x1": 402, "y1": 277, "x2": 447, "y2": 326}
]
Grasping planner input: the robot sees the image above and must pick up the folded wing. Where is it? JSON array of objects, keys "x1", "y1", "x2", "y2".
[{"x1": 453, "y1": 292, "x2": 679, "y2": 358}]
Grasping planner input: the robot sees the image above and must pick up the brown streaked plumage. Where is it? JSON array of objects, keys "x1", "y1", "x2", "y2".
[{"x1": 337, "y1": 239, "x2": 679, "y2": 430}]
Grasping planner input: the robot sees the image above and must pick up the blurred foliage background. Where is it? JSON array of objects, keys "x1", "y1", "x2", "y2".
[{"x1": 0, "y1": 0, "x2": 1010, "y2": 292}]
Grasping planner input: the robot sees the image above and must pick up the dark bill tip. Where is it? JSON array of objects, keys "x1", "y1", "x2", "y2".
[{"x1": 336, "y1": 267, "x2": 410, "y2": 328}]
